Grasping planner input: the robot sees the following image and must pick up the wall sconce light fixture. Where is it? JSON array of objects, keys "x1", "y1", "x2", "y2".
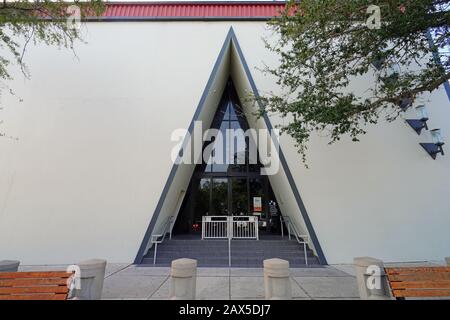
[
  {"x1": 398, "y1": 97, "x2": 413, "y2": 111},
  {"x1": 406, "y1": 105, "x2": 429, "y2": 135},
  {"x1": 381, "y1": 63, "x2": 400, "y2": 85},
  {"x1": 420, "y1": 129, "x2": 445, "y2": 159},
  {"x1": 371, "y1": 56, "x2": 385, "y2": 71}
]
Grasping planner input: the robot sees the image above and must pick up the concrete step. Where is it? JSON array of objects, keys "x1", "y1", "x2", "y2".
[
  {"x1": 160, "y1": 239, "x2": 304, "y2": 244},
  {"x1": 143, "y1": 256, "x2": 319, "y2": 267},
  {"x1": 142, "y1": 236, "x2": 320, "y2": 267},
  {"x1": 150, "y1": 246, "x2": 313, "y2": 252},
  {"x1": 158, "y1": 242, "x2": 305, "y2": 249},
  {"x1": 148, "y1": 249, "x2": 315, "y2": 256}
]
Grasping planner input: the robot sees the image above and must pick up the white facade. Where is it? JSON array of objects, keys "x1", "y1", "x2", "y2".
[{"x1": 0, "y1": 21, "x2": 449, "y2": 265}]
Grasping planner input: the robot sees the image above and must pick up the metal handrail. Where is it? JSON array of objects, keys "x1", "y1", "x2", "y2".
[
  {"x1": 280, "y1": 216, "x2": 310, "y2": 265},
  {"x1": 202, "y1": 216, "x2": 258, "y2": 240},
  {"x1": 202, "y1": 216, "x2": 259, "y2": 267},
  {"x1": 151, "y1": 215, "x2": 174, "y2": 265}
]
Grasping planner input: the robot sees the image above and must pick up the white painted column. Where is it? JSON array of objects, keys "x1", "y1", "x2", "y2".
[
  {"x1": 263, "y1": 258, "x2": 291, "y2": 300},
  {"x1": 0, "y1": 260, "x2": 20, "y2": 272},
  {"x1": 170, "y1": 258, "x2": 197, "y2": 300},
  {"x1": 73, "y1": 259, "x2": 107, "y2": 300},
  {"x1": 446, "y1": 257, "x2": 449, "y2": 266},
  {"x1": 354, "y1": 257, "x2": 391, "y2": 300}
]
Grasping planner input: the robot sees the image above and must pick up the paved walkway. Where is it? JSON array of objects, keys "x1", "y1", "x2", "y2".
[{"x1": 19, "y1": 263, "x2": 360, "y2": 300}]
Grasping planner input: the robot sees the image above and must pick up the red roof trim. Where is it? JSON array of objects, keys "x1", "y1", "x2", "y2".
[{"x1": 93, "y1": 2, "x2": 286, "y2": 20}]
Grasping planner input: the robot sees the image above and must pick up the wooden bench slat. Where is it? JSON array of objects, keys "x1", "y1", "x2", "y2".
[
  {"x1": 0, "y1": 286, "x2": 69, "y2": 295},
  {"x1": 0, "y1": 271, "x2": 73, "y2": 300},
  {"x1": 393, "y1": 289, "x2": 450, "y2": 298},
  {"x1": 390, "y1": 280, "x2": 450, "y2": 289},
  {"x1": 0, "y1": 278, "x2": 69, "y2": 287},
  {"x1": 0, "y1": 293, "x2": 68, "y2": 300},
  {"x1": 0, "y1": 271, "x2": 72, "y2": 280},
  {"x1": 388, "y1": 273, "x2": 450, "y2": 282},
  {"x1": 386, "y1": 267, "x2": 450, "y2": 274},
  {"x1": 385, "y1": 266, "x2": 450, "y2": 298}
]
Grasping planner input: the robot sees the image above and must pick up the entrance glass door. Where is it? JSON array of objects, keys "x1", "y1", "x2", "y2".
[
  {"x1": 211, "y1": 178, "x2": 228, "y2": 216},
  {"x1": 172, "y1": 79, "x2": 283, "y2": 235},
  {"x1": 231, "y1": 178, "x2": 248, "y2": 216}
]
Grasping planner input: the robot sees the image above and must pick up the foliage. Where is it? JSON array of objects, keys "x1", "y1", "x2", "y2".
[
  {"x1": 262, "y1": 0, "x2": 450, "y2": 162},
  {"x1": 0, "y1": 0, "x2": 104, "y2": 137}
]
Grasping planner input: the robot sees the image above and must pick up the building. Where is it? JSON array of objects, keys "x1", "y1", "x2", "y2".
[{"x1": 0, "y1": 2, "x2": 449, "y2": 266}]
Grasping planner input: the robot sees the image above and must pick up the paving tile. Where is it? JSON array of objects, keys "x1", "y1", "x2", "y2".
[
  {"x1": 105, "y1": 263, "x2": 131, "y2": 277},
  {"x1": 102, "y1": 275, "x2": 168, "y2": 299},
  {"x1": 230, "y1": 268, "x2": 263, "y2": 277},
  {"x1": 20, "y1": 263, "x2": 366, "y2": 300},
  {"x1": 197, "y1": 268, "x2": 230, "y2": 277},
  {"x1": 197, "y1": 277, "x2": 230, "y2": 300},
  {"x1": 231, "y1": 276, "x2": 264, "y2": 299},
  {"x1": 148, "y1": 278, "x2": 170, "y2": 300},
  {"x1": 150, "y1": 276, "x2": 230, "y2": 300},
  {"x1": 116, "y1": 265, "x2": 171, "y2": 277},
  {"x1": 290, "y1": 267, "x2": 351, "y2": 277},
  {"x1": 290, "y1": 278, "x2": 309, "y2": 298},
  {"x1": 294, "y1": 276, "x2": 359, "y2": 298},
  {"x1": 329, "y1": 265, "x2": 357, "y2": 277}
]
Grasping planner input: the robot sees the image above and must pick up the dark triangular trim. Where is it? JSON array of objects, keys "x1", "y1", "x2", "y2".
[
  {"x1": 229, "y1": 29, "x2": 327, "y2": 265},
  {"x1": 134, "y1": 27, "x2": 327, "y2": 265},
  {"x1": 133, "y1": 29, "x2": 233, "y2": 264}
]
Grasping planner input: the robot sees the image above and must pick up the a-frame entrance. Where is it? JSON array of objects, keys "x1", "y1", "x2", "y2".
[
  {"x1": 173, "y1": 79, "x2": 284, "y2": 237},
  {"x1": 134, "y1": 27, "x2": 327, "y2": 266}
]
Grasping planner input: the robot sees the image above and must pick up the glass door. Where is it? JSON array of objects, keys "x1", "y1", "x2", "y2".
[
  {"x1": 231, "y1": 177, "x2": 249, "y2": 216},
  {"x1": 249, "y1": 178, "x2": 267, "y2": 230},
  {"x1": 211, "y1": 178, "x2": 228, "y2": 216}
]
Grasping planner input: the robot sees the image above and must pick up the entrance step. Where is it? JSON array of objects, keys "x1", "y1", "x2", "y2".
[{"x1": 141, "y1": 238, "x2": 320, "y2": 267}]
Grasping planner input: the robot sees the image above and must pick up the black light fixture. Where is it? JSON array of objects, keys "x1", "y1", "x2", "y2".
[
  {"x1": 406, "y1": 105, "x2": 429, "y2": 135},
  {"x1": 420, "y1": 129, "x2": 445, "y2": 160},
  {"x1": 381, "y1": 63, "x2": 400, "y2": 85},
  {"x1": 371, "y1": 56, "x2": 385, "y2": 71},
  {"x1": 398, "y1": 97, "x2": 413, "y2": 111}
]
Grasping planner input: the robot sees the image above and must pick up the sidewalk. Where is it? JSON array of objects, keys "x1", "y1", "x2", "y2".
[{"x1": 19, "y1": 263, "x2": 360, "y2": 300}]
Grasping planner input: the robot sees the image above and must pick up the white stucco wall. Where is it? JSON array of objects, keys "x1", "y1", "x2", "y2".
[{"x1": 0, "y1": 21, "x2": 449, "y2": 264}]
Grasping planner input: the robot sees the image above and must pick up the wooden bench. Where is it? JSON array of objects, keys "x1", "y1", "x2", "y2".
[
  {"x1": 0, "y1": 271, "x2": 74, "y2": 300},
  {"x1": 385, "y1": 266, "x2": 450, "y2": 299}
]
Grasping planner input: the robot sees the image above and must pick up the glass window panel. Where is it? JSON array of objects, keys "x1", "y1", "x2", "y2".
[
  {"x1": 229, "y1": 103, "x2": 239, "y2": 120},
  {"x1": 211, "y1": 178, "x2": 228, "y2": 216},
  {"x1": 249, "y1": 178, "x2": 264, "y2": 219},
  {"x1": 211, "y1": 121, "x2": 229, "y2": 173},
  {"x1": 231, "y1": 178, "x2": 248, "y2": 216},
  {"x1": 194, "y1": 178, "x2": 210, "y2": 222},
  {"x1": 228, "y1": 121, "x2": 247, "y2": 173}
]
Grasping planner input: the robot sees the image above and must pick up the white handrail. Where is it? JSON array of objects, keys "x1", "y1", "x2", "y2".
[
  {"x1": 202, "y1": 216, "x2": 258, "y2": 240},
  {"x1": 202, "y1": 216, "x2": 258, "y2": 267},
  {"x1": 151, "y1": 216, "x2": 174, "y2": 264},
  {"x1": 280, "y1": 216, "x2": 310, "y2": 265},
  {"x1": 202, "y1": 216, "x2": 229, "y2": 239}
]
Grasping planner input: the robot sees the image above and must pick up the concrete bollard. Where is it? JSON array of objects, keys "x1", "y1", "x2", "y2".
[
  {"x1": 263, "y1": 258, "x2": 292, "y2": 300},
  {"x1": 354, "y1": 257, "x2": 391, "y2": 300},
  {"x1": 0, "y1": 260, "x2": 20, "y2": 272},
  {"x1": 72, "y1": 259, "x2": 107, "y2": 300},
  {"x1": 446, "y1": 257, "x2": 450, "y2": 266},
  {"x1": 170, "y1": 258, "x2": 197, "y2": 300}
]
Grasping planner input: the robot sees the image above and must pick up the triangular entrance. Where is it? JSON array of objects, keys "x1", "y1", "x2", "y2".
[
  {"x1": 134, "y1": 27, "x2": 327, "y2": 265},
  {"x1": 172, "y1": 78, "x2": 278, "y2": 235}
]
